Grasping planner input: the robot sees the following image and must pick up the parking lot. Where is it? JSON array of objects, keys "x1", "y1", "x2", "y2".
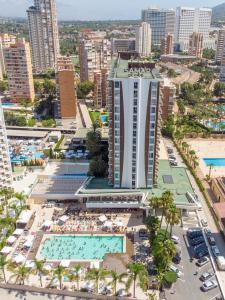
[{"x1": 165, "y1": 225, "x2": 221, "y2": 300}]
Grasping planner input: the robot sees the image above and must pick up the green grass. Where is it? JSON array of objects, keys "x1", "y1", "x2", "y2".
[{"x1": 89, "y1": 111, "x2": 100, "y2": 124}]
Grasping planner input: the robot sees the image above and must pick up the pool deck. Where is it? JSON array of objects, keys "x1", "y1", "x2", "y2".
[
  {"x1": 186, "y1": 138, "x2": 225, "y2": 178},
  {"x1": 35, "y1": 233, "x2": 127, "y2": 263}
]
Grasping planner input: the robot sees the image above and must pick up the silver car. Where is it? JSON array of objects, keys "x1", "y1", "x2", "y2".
[{"x1": 201, "y1": 280, "x2": 218, "y2": 292}]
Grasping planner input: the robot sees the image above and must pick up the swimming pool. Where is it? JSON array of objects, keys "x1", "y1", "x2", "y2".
[
  {"x1": 101, "y1": 115, "x2": 108, "y2": 123},
  {"x1": 10, "y1": 145, "x2": 45, "y2": 163},
  {"x1": 203, "y1": 158, "x2": 225, "y2": 167},
  {"x1": 38, "y1": 234, "x2": 125, "y2": 261}
]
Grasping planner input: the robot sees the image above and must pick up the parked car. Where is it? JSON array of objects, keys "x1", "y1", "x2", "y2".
[
  {"x1": 201, "y1": 280, "x2": 218, "y2": 292},
  {"x1": 169, "y1": 265, "x2": 183, "y2": 278},
  {"x1": 201, "y1": 219, "x2": 208, "y2": 227},
  {"x1": 173, "y1": 249, "x2": 182, "y2": 264},
  {"x1": 196, "y1": 256, "x2": 209, "y2": 267},
  {"x1": 204, "y1": 228, "x2": 212, "y2": 238},
  {"x1": 216, "y1": 256, "x2": 225, "y2": 271},
  {"x1": 168, "y1": 155, "x2": 176, "y2": 160},
  {"x1": 170, "y1": 161, "x2": 178, "y2": 166},
  {"x1": 171, "y1": 235, "x2": 179, "y2": 244},
  {"x1": 200, "y1": 271, "x2": 214, "y2": 282},
  {"x1": 211, "y1": 245, "x2": 221, "y2": 257},
  {"x1": 208, "y1": 236, "x2": 216, "y2": 246}
]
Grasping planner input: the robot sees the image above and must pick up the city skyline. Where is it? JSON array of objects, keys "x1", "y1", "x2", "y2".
[{"x1": 0, "y1": 0, "x2": 222, "y2": 20}]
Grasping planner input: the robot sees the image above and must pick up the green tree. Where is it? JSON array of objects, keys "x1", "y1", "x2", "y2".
[
  {"x1": 10, "y1": 265, "x2": 30, "y2": 285},
  {"x1": 14, "y1": 192, "x2": 26, "y2": 208},
  {"x1": 86, "y1": 126, "x2": 101, "y2": 156},
  {"x1": 126, "y1": 263, "x2": 148, "y2": 298},
  {"x1": 88, "y1": 156, "x2": 108, "y2": 177},
  {"x1": 145, "y1": 216, "x2": 160, "y2": 245},
  {"x1": 77, "y1": 81, "x2": 94, "y2": 99},
  {"x1": 33, "y1": 259, "x2": 48, "y2": 287},
  {"x1": 214, "y1": 82, "x2": 225, "y2": 97},
  {"x1": 167, "y1": 69, "x2": 177, "y2": 78},
  {"x1": 108, "y1": 271, "x2": 127, "y2": 296},
  {"x1": 0, "y1": 255, "x2": 8, "y2": 283},
  {"x1": 86, "y1": 268, "x2": 109, "y2": 294},
  {"x1": 152, "y1": 239, "x2": 176, "y2": 271},
  {"x1": 51, "y1": 265, "x2": 67, "y2": 290},
  {"x1": 43, "y1": 79, "x2": 56, "y2": 96},
  {"x1": 68, "y1": 264, "x2": 81, "y2": 291},
  {"x1": 202, "y1": 48, "x2": 215, "y2": 60},
  {"x1": 0, "y1": 80, "x2": 8, "y2": 93},
  {"x1": 160, "y1": 191, "x2": 174, "y2": 228},
  {"x1": 165, "y1": 205, "x2": 180, "y2": 237}
]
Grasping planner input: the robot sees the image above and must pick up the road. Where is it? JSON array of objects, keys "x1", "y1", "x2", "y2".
[{"x1": 163, "y1": 138, "x2": 224, "y2": 300}]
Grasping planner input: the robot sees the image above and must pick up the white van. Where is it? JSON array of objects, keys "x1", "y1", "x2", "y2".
[{"x1": 216, "y1": 256, "x2": 225, "y2": 271}]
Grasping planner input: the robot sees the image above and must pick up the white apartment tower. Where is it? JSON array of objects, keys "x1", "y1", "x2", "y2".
[
  {"x1": 175, "y1": 7, "x2": 212, "y2": 51},
  {"x1": 135, "y1": 22, "x2": 152, "y2": 57},
  {"x1": 0, "y1": 99, "x2": 12, "y2": 188},
  {"x1": 108, "y1": 57, "x2": 162, "y2": 189},
  {"x1": 27, "y1": 0, "x2": 60, "y2": 73}
]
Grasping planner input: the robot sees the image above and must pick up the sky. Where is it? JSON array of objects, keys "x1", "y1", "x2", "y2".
[{"x1": 0, "y1": 0, "x2": 223, "y2": 20}]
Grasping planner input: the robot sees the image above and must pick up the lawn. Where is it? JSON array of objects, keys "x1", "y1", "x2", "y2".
[{"x1": 89, "y1": 110, "x2": 100, "y2": 124}]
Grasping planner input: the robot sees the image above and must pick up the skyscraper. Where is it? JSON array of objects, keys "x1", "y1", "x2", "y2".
[
  {"x1": 135, "y1": 22, "x2": 152, "y2": 57},
  {"x1": 108, "y1": 57, "x2": 162, "y2": 189},
  {"x1": 161, "y1": 33, "x2": 174, "y2": 55},
  {"x1": 27, "y1": 0, "x2": 60, "y2": 73},
  {"x1": 188, "y1": 32, "x2": 203, "y2": 58},
  {"x1": 0, "y1": 99, "x2": 12, "y2": 188},
  {"x1": 142, "y1": 8, "x2": 175, "y2": 46},
  {"x1": 175, "y1": 7, "x2": 212, "y2": 51},
  {"x1": 0, "y1": 34, "x2": 17, "y2": 79},
  {"x1": 3, "y1": 38, "x2": 35, "y2": 103},
  {"x1": 216, "y1": 27, "x2": 225, "y2": 64},
  {"x1": 79, "y1": 34, "x2": 111, "y2": 82},
  {"x1": 56, "y1": 56, "x2": 77, "y2": 119}
]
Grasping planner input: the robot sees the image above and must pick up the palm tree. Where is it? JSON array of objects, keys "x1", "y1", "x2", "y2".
[
  {"x1": 160, "y1": 191, "x2": 173, "y2": 228},
  {"x1": 33, "y1": 259, "x2": 48, "y2": 287},
  {"x1": 68, "y1": 264, "x2": 81, "y2": 291},
  {"x1": 10, "y1": 264, "x2": 30, "y2": 285},
  {"x1": 51, "y1": 265, "x2": 67, "y2": 290},
  {"x1": 86, "y1": 268, "x2": 109, "y2": 294},
  {"x1": 165, "y1": 205, "x2": 180, "y2": 237},
  {"x1": 126, "y1": 263, "x2": 148, "y2": 298},
  {"x1": 0, "y1": 255, "x2": 8, "y2": 283},
  {"x1": 14, "y1": 192, "x2": 26, "y2": 208},
  {"x1": 108, "y1": 270, "x2": 127, "y2": 296},
  {"x1": 0, "y1": 187, "x2": 14, "y2": 215},
  {"x1": 148, "y1": 196, "x2": 162, "y2": 216}
]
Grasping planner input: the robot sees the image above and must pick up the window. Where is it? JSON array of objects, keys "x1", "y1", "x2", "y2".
[
  {"x1": 134, "y1": 90, "x2": 138, "y2": 97},
  {"x1": 151, "y1": 123, "x2": 155, "y2": 129},
  {"x1": 115, "y1": 81, "x2": 120, "y2": 88},
  {"x1": 133, "y1": 107, "x2": 137, "y2": 114},
  {"x1": 134, "y1": 82, "x2": 138, "y2": 89},
  {"x1": 151, "y1": 107, "x2": 156, "y2": 113}
]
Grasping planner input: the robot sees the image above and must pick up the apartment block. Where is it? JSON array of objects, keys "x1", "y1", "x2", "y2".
[
  {"x1": 0, "y1": 100, "x2": 12, "y2": 188},
  {"x1": 135, "y1": 22, "x2": 152, "y2": 57},
  {"x1": 188, "y1": 32, "x2": 203, "y2": 58},
  {"x1": 0, "y1": 34, "x2": 17, "y2": 78},
  {"x1": 108, "y1": 57, "x2": 162, "y2": 189},
  {"x1": 56, "y1": 56, "x2": 77, "y2": 119},
  {"x1": 93, "y1": 68, "x2": 109, "y2": 108},
  {"x1": 216, "y1": 28, "x2": 225, "y2": 64},
  {"x1": 175, "y1": 7, "x2": 212, "y2": 51},
  {"x1": 161, "y1": 33, "x2": 174, "y2": 55},
  {"x1": 161, "y1": 78, "x2": 176, "y2": 121},
  {"x1": 27, "y1": 0, "x2": 60, "y2": 73},
  {"x1": 111, "y1": 38, "x2": 136, "y2": 56},
  {"x1": 3, "y1": 38, "x2": 35, "y2": 103},
  {"x1": 142, "y1": 8, "x2": 175, "y2": 46},
  {"x1": 79, "y1": 35, "x2": 111, "y2": 82}
]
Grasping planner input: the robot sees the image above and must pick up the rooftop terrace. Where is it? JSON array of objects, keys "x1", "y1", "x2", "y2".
[{"x1": 111, "y1": 58, "x2": 162, "y2": 80}]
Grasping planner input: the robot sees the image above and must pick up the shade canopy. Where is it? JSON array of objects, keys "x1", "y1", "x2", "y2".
[{"x1": 99, "y1": 215, "x2": 107, "y2": 222}]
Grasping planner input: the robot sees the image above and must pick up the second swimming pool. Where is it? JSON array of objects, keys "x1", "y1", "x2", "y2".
[
  {"x1": 203, "y1": 158, "x2": 225, "y2": 167},
  {"x1": 38, "y1": 234, "x2": 125, "y2": 261}
]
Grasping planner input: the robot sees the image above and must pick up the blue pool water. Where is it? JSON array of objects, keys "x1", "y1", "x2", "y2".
[
  {"x1": 10, "y1": 145, "x2": 45, "y2": 163},
  {"x1": 206, "y1": 121, "x2": 225, "y2": 131},
  {"x1": 203, "y1": 158, "x2": 225, "y2": 167},
  {"x1": 2, "y1": 103, "x2": 15, "y2": 107},
  {"x1": 39, "y1": 235, "x2": 125, "y2": 261},
  {"x1": 63, "y1": 173, "x2": 87, "y2": 177},
  {"x1": 101, "y1": 115, "x2": 108, "y2": 123}
]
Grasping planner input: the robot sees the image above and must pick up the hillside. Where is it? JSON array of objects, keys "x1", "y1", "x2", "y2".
[{"x1": 212, "y1": 2, "x2": 225, "y2": 22}]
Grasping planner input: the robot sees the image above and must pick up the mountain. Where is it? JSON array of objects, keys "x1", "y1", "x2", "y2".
[{"x1": 212, "y1": 2, "x2": 225, "y2": 22}]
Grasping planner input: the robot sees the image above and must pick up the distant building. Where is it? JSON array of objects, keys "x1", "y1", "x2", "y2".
[
  {"x1": 161, "y1": 33, "x2": 174, "y2": 55},
  {"x1": 108, "y1": 58, "x2": 163, "y2": 189},
  {"x1": 135, "y1": 22, "x2": 152, "y2": 57},
  {"x1": 142, "y1": 8, "x2": 175, "y2": 46},
  {"x1": 79, "y1": 33, "x2": 111, "y2": 82},
  {"x1": 27, "y1": 0, "x2": 60, "y2": 73},
  {"x1": 93, "y1": 68, "x2": 108, "y2": 108},
  {"x1": 188, "y1": 32, "x2": 203, "y2": 58},
  {"x1": 161, "y1": 78, "x2": 176, "y2": 121},
  {"x1": 0, "y1": 99, "x2": 12, "y2": 188},
  {"x1": 216, "y1": 27, "x2": 225, "y2": 64},
  {"x1": 0, "y1": 34, "x2": 17, "y2": 78},
  {"x1": 111, "y1": 38, "x2": 136, "y2": 56},
  {"x1": 175, "y1": 7, "x2": 212, "y2": 51},
  {"x1": 56, "y1": 56, "x2": 77, "y2": 119},
  {"x1": 3, "y1": 38, "x2": 35, "y2": 103}
]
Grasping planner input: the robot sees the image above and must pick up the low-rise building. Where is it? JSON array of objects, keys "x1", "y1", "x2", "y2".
[
  {"x1": 213, "y1": 202, "x2": 225, "y2": 235},
  {"x1": 111, "y1": 38, "x2": 136, "y2": 56}
]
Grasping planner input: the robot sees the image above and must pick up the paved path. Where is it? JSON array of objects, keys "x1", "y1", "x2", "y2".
[{"x1": 78, "y1": 102, "x2": 92, "y2": 128}]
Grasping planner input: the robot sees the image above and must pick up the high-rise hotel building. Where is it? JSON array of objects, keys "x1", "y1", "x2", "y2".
[
  {"x1": 135, "y1": 22, "x2": 152, "y2": 57},
  {"x1": 3, "y1": 38, "x2": 35, "y2": 103},
  {"x1": 0, "y1": 99, "x2": 12, "y2": 188},
  {"x1": 108, "y1": 56, "x2": 162, "y2": 189},
  {"x1": 27, "y1": 0, "x2": 60, "y2": 73}
]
